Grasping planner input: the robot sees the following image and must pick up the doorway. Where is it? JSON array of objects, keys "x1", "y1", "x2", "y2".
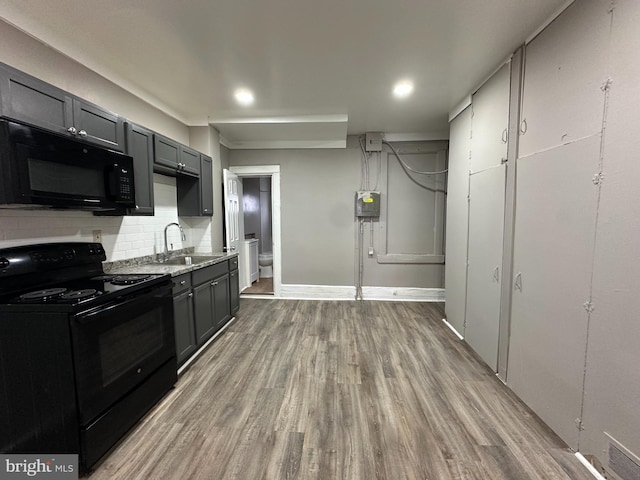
[{"x1": 229, "y1": 165, "x2": 282, "y2": 297}]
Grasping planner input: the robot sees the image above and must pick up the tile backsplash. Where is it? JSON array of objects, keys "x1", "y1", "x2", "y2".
[{"x1": 0, "y1": 174, "x2": 212, "y2": 261}]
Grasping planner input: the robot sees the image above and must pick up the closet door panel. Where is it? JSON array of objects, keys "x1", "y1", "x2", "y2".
[
  {"x1": 470, "y1": 63, "x2": 510, "y2": 173},
  {"x1": 519, "y1": 0, "x2": 610, "y2": 158},
  {"x1": 465, "y1": 165, "x2": 506, "y2": 371},
  {"x1": 444, "y1": 107, "x2": 472, "y2": 335},
  {"x1": 508, "y1": 136, "x2": 600, "y2": 449}
]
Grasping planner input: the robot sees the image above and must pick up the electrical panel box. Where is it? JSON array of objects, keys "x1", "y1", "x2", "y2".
[
  {"x1": 355, "y1": 191, "x2": 381, "y2": 217},
  {"x1": 365, "y1": 132, "x2": 383, "y2": 152}
]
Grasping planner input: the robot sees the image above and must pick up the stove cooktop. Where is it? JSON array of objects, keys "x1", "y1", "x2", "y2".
[{"x1": 5, "y1": 273, "x2": 169, "y2": 308}]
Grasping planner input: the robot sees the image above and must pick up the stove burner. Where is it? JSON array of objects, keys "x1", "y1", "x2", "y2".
[
  {"x1": 59, "y1": 289, "x2": 100, "y2": 302},
  {"x1": 19, "y1": 287, "x2": 67, "y2": 302},
  {"x1": 110, "y1": 274, "x2": 151, "y2": 285},
  {"x1": 90, "y1": 275, "x2": 114, "y2": 281}
]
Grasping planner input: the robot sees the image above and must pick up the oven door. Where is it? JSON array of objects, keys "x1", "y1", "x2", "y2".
[{"x1": 70, "y1": 283, "x2": 176, "y2": 425}]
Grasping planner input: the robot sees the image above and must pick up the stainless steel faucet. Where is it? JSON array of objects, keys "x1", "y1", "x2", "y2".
[{"x1": 164, "y1": 222, "x2": 186, "y2": 254}]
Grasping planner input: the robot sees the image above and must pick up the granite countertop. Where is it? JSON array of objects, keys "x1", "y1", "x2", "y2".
[{"x1": 104, "y1": 248, "x2": 238, "y2": 277}]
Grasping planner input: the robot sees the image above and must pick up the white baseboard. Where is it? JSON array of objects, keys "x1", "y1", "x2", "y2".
[
  {"x1": 280, "y1": 284, "x2": 355, "y2": 300},
  {"x1": 279, "y1": 284, "x2": 445, "y2": 302},
  {"x1": 362, "y1": 286, "x2": 445, "y2": 302}
]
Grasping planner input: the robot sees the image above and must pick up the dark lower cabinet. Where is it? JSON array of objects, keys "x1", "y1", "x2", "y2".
[
  {"x1": 193, "y1": 280, "x2": 216, "y2": 344},
  {"x1": 213, "y1": 274, "x2": 231, "y2": 329},
  {"x1": 172, "y1": 257, "x2": 239, "y2": 368},
  {"x1": 173, "y1": 289, "x2": 196, "y2": 365},
  {"x1": 230, "y1": 269, "x2": 240, "y2": 315}
]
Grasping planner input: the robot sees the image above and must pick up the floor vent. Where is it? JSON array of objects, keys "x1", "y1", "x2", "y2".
[{"x1": 605, "y1": 432, "x2": 640, "y2": 480}]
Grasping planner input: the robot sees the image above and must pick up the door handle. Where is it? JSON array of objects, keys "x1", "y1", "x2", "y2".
[{"x1": 514, "y1": 272, "x2": 522, "y2": 292}]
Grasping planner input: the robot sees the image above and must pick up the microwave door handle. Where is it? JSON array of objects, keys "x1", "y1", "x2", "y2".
[{"x1": 75, "y1": 285, "x2": 171, "y2": 324}]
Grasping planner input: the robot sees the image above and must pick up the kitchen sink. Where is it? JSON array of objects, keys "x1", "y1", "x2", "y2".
[{"x1": 158, "y1": 255, "x2": 224, "y2": 265}]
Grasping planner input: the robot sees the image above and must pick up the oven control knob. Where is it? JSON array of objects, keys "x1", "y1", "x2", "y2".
[{"x1": 0, "y1": 257, "x2": 9, "y2": 269}]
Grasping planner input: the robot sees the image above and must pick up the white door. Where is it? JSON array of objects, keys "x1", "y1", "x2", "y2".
[
  {"x1": 465, "y1": 165, "x2": 506, "y2": 371},
  {"x1": 223, "y1": 169, "x2": 246, "y2": 291}
]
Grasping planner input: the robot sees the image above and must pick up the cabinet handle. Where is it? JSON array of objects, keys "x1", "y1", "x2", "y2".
[
  {"x1": 188, "y1": 293, "x2": 193, "y2": 298},
  {"x1": 67, "y1": 126, "x2": 77, "y2": 135},
  {"x1": 211, "y1": 281, "x2": 218, "y2": 286},
  {"x1": 180, "y1": 280, "x2": 186, "y2": 285},
  {"x1": 78, "y1": 129, "x2": 87, "y2": 137}
]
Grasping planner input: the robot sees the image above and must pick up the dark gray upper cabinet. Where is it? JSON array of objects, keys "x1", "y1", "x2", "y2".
[
  {"x1": 177, "y1": 154, "x2": 213, "y2": 217},
  {"x1": 0, "y1": 65, "x2": 73, "y2": 135},
  {"x1": 153, "y1": 133, "x2": 181, "y2": 172},
  {"x1": 179, "y1": 145, "x2": 200, "y2": 176},
  {"x1": 73, "y1": 99, "x2": 125, "y2": 151},
  {"x1": 0, "y1": 64, "x2": 125, "y2": 151},
  {"x1": 153, "y1": 133, "x2": 200, "y2": 178},
  {"x1": 200, "y1": 155, "x2": 214, "y2": 216},
  {"x1": 125, "y1": 122, "x2": 155, "y2": 216}
]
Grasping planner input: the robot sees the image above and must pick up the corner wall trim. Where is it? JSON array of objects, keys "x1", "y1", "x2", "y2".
[
  {"x1": 574, "y1": 453, "x2": 606, "y2": 480},
  {"x1": 279, "y1": 284, "x2": 445, "y2": 302},
  {"x1": 442, "y1": 318, "x2": 464, "y2": 340}
]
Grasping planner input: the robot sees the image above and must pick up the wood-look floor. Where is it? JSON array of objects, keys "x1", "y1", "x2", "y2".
[
  {"x1": 243, "y1": 277, "x2": 274, "y2": 295},
  {"x1": 89, "y1": 299, "x2": 593, "y2": 480}
]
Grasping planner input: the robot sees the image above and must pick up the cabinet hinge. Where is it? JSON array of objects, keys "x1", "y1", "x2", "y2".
[
  {"x1": 583, "y1": 301, "x2": 595, "y2": 313},
  {"x1": 592, "y1": 172, "x2": 604, "y2": 185},
  {"x1": 601, "y1": 77, "x2": 613, "y2": 92},
  {"x1": 501, "y1": 157, "x2": 508, "y2": 165},
  {"x1": 607, "y1": 1, "x2": 615, "y2": 14},
  {"x1": 575, "y1": 417, "x2": 585, "y2": 431}
]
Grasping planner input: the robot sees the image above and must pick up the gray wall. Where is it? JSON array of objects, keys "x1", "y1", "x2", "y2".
[
  {"x1": 446, "y1": 0, "x2": 640, "y2": 468},
  {"x1": 229, "y1": 138, "x2": 446, "y2": 288}
]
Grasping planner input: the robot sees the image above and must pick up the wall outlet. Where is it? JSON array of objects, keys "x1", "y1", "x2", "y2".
[{"x1": 92, "y1": 230, "x2": 102, "y2": 243}]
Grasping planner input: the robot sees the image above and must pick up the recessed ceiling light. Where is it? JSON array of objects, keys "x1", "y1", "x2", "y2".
[
  {"x1": 234, "y1": 88, "x2": 254, "y2": 106},
  {"x1": 393, "y1": 80, "x2": 414, "y2": 98}
]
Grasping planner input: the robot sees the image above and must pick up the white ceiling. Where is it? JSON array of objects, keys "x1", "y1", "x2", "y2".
[{"x1": 0, "y1": 0, "x2": 569, "y2": 148}]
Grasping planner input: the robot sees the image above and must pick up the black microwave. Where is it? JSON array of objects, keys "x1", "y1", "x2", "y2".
[{"x1": 0, "y1": 119, "x2": 135, "y2": 211}]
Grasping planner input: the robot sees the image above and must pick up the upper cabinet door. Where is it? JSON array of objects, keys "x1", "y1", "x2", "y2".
[
  {"x1": 125, "y1": 122, "x2": 155, "y2": 215},
  {"x1": 73, "y1": 99, "x2": 125, "y2": 152},
  {"x1": 0, "y1": 63, "x2": 124, "y2": 151},
  {"x1": 470, "y1": 63, "x2": 510, "y2": 173},
  {"x1": 199, "y1": 154, "x2": 213, "y2": 216},
  {"x1": 0, "y1": 66, "x2": 73, "y2": 135},
  {"x1": 153, "y1": 133, "x2": 181, "y2": 171},
  {"x1": 179, "y1": 145, "x2": 200, "y2": 177},
  {"x1": 519, "y1": 0, "x2": 611, "y2": 158}
]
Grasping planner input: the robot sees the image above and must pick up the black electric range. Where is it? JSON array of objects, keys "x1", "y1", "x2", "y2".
[{"x1": 0, "y1": 242, "x2": 177, "y2": 474}]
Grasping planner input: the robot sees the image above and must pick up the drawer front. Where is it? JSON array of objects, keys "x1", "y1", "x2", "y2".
[
  {"x1": 192, "y1": 262, "x2": 228, "y2": 285},
  {"x1": 172, "y1": 273, "x2": 192, "y2": 295},
  {"x1": 229, "y1": 256, "x2": 238, "y2": 271}
]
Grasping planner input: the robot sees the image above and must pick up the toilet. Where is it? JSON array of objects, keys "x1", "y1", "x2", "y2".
[{"x1": 258, "y1": 252, "x2": 273, "y2": 278}]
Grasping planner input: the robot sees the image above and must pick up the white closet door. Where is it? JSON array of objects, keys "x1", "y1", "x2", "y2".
[
  {"x1": 444, "y1": 107, "x2": 472, "y2": 335},
  {"x1": 463, "y1": 62, "x2": 510, "y2": 370},
  {"x1": 465, "y1": 165, "x2": 506, "y2": 370},
  {"x1": 508, "y1": 136, "x2": 600, "y2": 449}
]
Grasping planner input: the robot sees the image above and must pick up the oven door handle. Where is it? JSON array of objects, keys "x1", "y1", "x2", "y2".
[{"x1": 75, "y1": 283, "x2": 172, "y2": 324}]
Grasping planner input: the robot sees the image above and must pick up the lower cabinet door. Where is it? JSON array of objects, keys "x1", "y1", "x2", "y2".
[
  {"x1": 193, "y1": 282, "x2": 215, "y2": 344},
  {"x1": 173, "y1": 290, "x2": 196, "y2": 366},
  {"x1": 229, "y1": 269, "x2": 240, "y2": 315},
  {"x1": 213, "y1": 274, "x2": 231, "y2": 329}
]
